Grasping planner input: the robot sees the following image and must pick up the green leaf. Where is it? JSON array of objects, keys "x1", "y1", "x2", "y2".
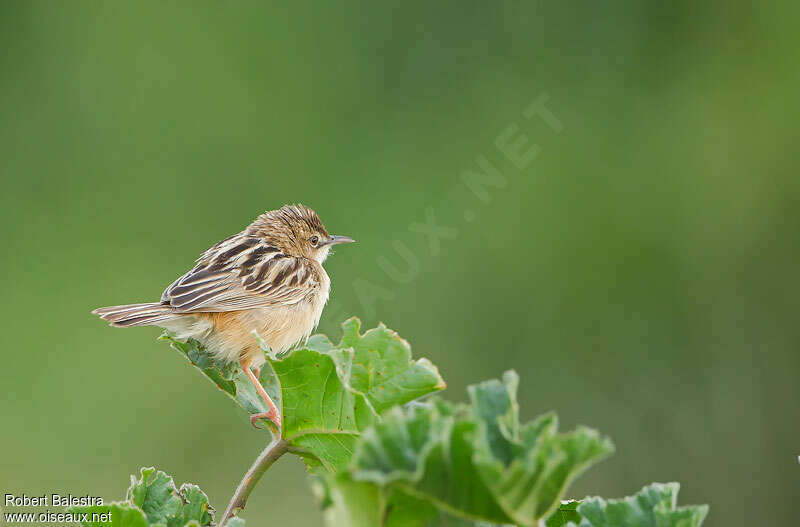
[
  {"x1": 163, "y1": 336, "x2": 276, "y2": 422},
  {"x1": 382, "y1": 491, "x2": 512, "y2": 527},
  {"x1": 72, "y1": 467, "x2": 215, "y2": 527},
  {"x1": 337, "y1": 318, "x2": 446, "y2": 413},
  {"x1": 321, "y1": 477, "x2": 509, "y2": 527},
  {"x1": 568, "y1": 482, "x2": 709, "y2": 527},
  {"x1": 321, "y1": 474, "x2": 385, "y2": 527},
  {"x1": 126, "y1": 467, "x2": 183, "y2": 525},
  {"x1": 164, "y1": 317, "x2": 445, "y2": 472},
  {"x1": 546, "y1": 501, "x2": 581, "y2": 527},
  {"x1": 346, "y1": 371, "x2": 614, "y2": 526},
  {"x1": 168, "y1": 484, "x2": 214, "y2": 527},
  {"x1": 69, "y1": 503, "x2": 149, "y2": 527}
]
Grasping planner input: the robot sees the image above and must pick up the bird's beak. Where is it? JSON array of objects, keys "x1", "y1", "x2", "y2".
[{"x1": 324, "y1": 235, "x2": 355, "y2": 246}]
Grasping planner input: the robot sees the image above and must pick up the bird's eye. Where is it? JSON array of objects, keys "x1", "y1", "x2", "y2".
[{"x1": 310, "y1": 235, "x2": 319, "y2": 245}]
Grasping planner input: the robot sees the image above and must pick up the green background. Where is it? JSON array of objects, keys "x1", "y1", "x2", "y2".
[{"x1": 1, "y1": 2, "x2": 797, "y2": 526}]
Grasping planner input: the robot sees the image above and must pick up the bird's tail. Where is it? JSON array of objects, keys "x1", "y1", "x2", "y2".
[{"x1": 92, "y1": 302, "x2": 178, "y2": 328}]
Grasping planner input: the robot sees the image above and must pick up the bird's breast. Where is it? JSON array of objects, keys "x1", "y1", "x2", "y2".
[
  {"x1": 252, "y1": 268, "x2": 330, "y2": 354},
  {"x1": 199, "y1": 266, "x2": 331, "y2": 366}
]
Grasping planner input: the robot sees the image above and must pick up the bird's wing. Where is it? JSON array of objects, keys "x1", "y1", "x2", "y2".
[{"x1": 160, "y1": 234, "x2": 321, "y2": 312}]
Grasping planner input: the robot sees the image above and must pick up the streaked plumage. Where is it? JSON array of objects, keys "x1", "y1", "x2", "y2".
[{"x1": 92, "y1": 204, "x2": 354, "y2": 429}]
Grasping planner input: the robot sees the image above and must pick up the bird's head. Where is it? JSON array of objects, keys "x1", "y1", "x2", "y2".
[{"x1": 248, "y1": 204, "x2": 354, "y2": 262}]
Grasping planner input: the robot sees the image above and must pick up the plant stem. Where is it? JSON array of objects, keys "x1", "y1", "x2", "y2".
[{"x1": 220, "y1": 437, "x2": 289, "y2": 526}]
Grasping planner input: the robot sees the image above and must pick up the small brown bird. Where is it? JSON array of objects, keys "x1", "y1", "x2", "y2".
[{"x1": 93, "y1": 204, "x2": 354, "y2": 430}]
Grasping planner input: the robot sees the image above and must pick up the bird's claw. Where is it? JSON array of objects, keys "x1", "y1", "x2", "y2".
[{"x1": 250, "y1": 411, "x2": 281, "y2": 430}]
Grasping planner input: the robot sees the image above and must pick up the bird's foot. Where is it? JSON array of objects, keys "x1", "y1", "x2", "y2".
[{"x1": 250, "y1": 410, "x2": 281, "y2": 430}]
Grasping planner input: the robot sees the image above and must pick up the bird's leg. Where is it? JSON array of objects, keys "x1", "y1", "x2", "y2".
[
  {"x1": 252, "y1": 365, "x2": 261, "y2": 380},
  {"x1": 240, "y1": 358, "x2": 281, "y2": 430}
]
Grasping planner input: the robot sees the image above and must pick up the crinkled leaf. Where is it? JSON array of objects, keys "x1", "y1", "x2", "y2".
[
  {"x1": 338, "y1": 318, "x2": 445, "y2": 413},
  {"x1": 320, "y1": 473, "x2": 385, "y2": 527},
  {"x1": 546, "y1": 501, "x2": 581, "y2": 527},
  {"x1": 320, "y1": 476, "x2": 509, "y2": 527},
  {"x1": 168, "y1": 484, "x2": 214, "y2": 527},
  {"x1": 163, "y1": 337, "x2": 281, "y2": 431},
  {"x1": 127, "y1": 467, "x2": 183, "y2": 525},
  {"x1": 347, "y1": 371, "x2": 614, "y2": 526},
  {"x1": 74, "y1": 467, "x2": 215, "y2": 527},
  {"x1": 568, "y1": 483, "x2": 708, "y2": 527},
  {"x1": 383, "y1": 491, "x2": 512, "y2": 527},
  {"x1": 164, "y1": 317, "x2": 445, "y2": 472},
  {"x1": 69, "y1": 503, "x2": 148, "y2": 527}
]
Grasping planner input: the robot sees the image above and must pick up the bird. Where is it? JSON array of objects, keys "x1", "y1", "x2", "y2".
[{"x1": 92, "y1": 204, "x2": 354, "y2": 430}]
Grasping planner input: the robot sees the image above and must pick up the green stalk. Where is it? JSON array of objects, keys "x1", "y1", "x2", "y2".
[{"x1": 220, "y1": 437, "x2": 289, "y2": 525}]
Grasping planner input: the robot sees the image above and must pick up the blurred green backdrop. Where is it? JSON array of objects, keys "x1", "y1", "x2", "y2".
[{"x1": 1, "y1": 2, "x2": 797, "y2": 526}]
